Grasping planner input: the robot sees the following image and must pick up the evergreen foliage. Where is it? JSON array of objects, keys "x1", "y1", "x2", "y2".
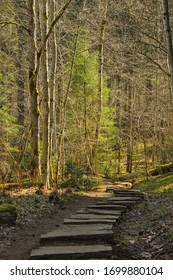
[{"x1": 1, "y1": 0, "x2": 173, "y2": 185}]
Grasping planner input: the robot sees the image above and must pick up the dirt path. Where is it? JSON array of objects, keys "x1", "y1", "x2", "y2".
[
  {"x1": 2, "y1": 182, "x2": 172, "y2": 260},
  {"x1": 0, "y1": 182, "x2": 113, "y2": 260}
]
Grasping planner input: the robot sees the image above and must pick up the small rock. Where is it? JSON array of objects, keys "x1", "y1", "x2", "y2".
[{"x1": 141, "y1": 252, "x2": 152, "y2": 259}]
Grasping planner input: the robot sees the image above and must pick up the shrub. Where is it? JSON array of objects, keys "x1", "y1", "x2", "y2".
[{"x1": 63, "y1": 161, "x2": 85, "y2": 188}]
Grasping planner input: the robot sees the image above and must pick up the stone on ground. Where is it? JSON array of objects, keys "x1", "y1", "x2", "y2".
[
  {"x1": 88, "y1": 204, "x2": 126, "y2": 210},
  {"x1": 76, "y1": 208, "x2": 123, "y2": 216},
  {"x1": 70, "y1": 214, "x2": 120, "y2": 220},
  {"x1": 30, "y1": 244, "x2": 112, "y2": 260},
  {"x1": 107, "y1": 196, "x2": 141, "y2": 201},
  {"x1": 63, "y1": 218, "x2": 116, "y2": 225},
  {"x1": 40, "y1": 224, "x2": 113, "y2": 246},
  {"x1": 114, "y1": 182, "x2": 132, "y2": 188},
  {"x1": 96, "y1": 200, "x2": 137, "y2": 206}
]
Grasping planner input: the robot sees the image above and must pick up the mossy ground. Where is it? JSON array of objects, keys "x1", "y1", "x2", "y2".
[
  {"x1": 113, "y1": 172, "x2": 173, "y2": 259},
  {"x1": 0, "y1": 204, "x2": 17, "y2": 214}
]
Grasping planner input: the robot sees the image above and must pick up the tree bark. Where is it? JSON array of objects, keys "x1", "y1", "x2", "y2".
[
  {"x1": 40, "y1": 0, "x2": 50, "y2": 187},
  {"x1": 28, "y1": 0, "x2": 40, "y2": 179},
  {"x1": 49, "y1": 0, "x2": 57, "y2": 182},
  {"x1": 162, "y1": 0, "x2": 173, "y2": 98},
  {"x1": 28, "y1": 0, "x2": 73, "y2": 180}
]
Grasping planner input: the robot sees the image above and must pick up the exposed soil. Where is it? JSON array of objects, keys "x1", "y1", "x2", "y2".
[
  {"x1": 112, "y1": 193, "x2": 173, "y2": 260},
  {"x1": 0, "y1": 183, "x2": 112, "y2": 260},
  {"x1": 0, "y1": 183, "x2": 173, "y2": 260}
]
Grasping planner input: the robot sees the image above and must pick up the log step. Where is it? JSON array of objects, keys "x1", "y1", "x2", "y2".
[
  {"x1": 63, "y1": 218, "x2": 117, "y2": 225},
  {"x1": 107, "y1": 196, "x2": 141, "y2": 201},
  {"x1": 76, "y1": 208, "x2": 123, "y2": 216},
  {"x1": 96, "y1": 200, "x2": 137, "y2": 206},
  {"x1": 70, "y1": 214, "x2": 120, "y2": 220},
  {"x1": 30, "y1": 244, "x2": 112, "y2": 260},
  {"x1": 88, "y1": 204, "x2": 127, "y2": 210},
  {"x1": 106, "y1": 188, "x2": 145, "y2": 196},
  {"x1": 40, "y1": 224, "x2": 113, "y2": 246}
]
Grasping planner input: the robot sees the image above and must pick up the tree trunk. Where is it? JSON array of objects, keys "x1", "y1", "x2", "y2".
[
  {"x1": 28, "y1": 0, "x2": 73, "y2": 181},
  {"x1": 162, "y1": 0, "x2": 173, "y2": 98},
  {"x1": 91, "y1": 1, "x2": 108, "y2": 173},
  {"x1": 55, "y1": 24, "x2": 80, "y2": 183},
  {"x1": 143, "y1": 138, "x2": 149, "y2": 181},
  {"x1": 49, "y1": 0, "x2": 57, "y2": 182},
  {"x1": 126, "y1": 82, "x2": 133, "y2": 174},
  {"x1": 28, "y1": 0, "x2": 40, "y2": 179},
  {"x1": 40, "y1": 0, "x2": 50, "y2": 187},
  {"x1": 13, "y1": 0, "x2": 27, "y2": 127}
]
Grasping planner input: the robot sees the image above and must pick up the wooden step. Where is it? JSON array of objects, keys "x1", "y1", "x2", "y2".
[
  {"x1": 70, "y1": 214, "x2": 120, "y2": 220},
  {"x1": 114, "y1": 182, "x2": 132, "y2": 188},
  {"x1": 76, "y1": 208, "x2": 123, "y2": 216},
  {"x1": 96, "y1": 200, "x2": 137, "y2": 206},
  {"x1": 64, "y1": 219, "x2": 116, "y2": 225},
  {"x1": 107, "y1": 196, "x2": 140, "y2": 201},
  {"x1": 88, "y1": 204, "x2": 127, "y2": 210},
  {"x1": 107, "y1": 187, "x2": 141, "y2": 192},
  {"x1": 40, "y1": 224, "x2": 113, "y2": 246},
  {"x1": 30, "y1": 244, "x2": 112, "y2": 260},
  {"x1": 106, "y1": 188, "x2": 144, "y2": 196},
  {"x1": 63, "y1": 218, "x2": 116, "y2": 225}
]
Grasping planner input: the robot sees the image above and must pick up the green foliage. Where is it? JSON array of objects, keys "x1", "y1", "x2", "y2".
[
  {"x1": 49, "y1": 190, "x2": 73, "y2": 207},
  {"x1": 35, "y1": 187, "x2": 43, "y2": 195},
  {"x1": 83, "y1": 176, "x2": 102, "y2": 189},
  {"x1": 65, "y1": 28, "x2": 117, "y2": 175},
  {"x1": 99, "y1": 104, "x2": 117, "y2": 176},
  {"x1": 62, "y1": 161, "x2": 85, "y2": 188},
  {"x1": 0, "y1": 204, "x2": 17, "y2": 214},
  {"x1": 0, "y1": 7, "x2": 21, "y2": 178},
  {"x1": 133, "y1": 173, "x2": 173, "y2": 196},
  {"x1": 64, "y1": 161, "x2": 85, "y2": 178}
]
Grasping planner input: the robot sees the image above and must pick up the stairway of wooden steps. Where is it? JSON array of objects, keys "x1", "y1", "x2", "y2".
[{"x1": 30, "y1": 183, "x2": 145, "y2": 260}]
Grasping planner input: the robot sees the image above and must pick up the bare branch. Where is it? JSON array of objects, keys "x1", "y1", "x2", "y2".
[
  {"x1": 0, "y1": 21, "x2": 31, "y2": 35},
  {"x1": 137, "y1": 52, "x2": 169, "y2": 76}
]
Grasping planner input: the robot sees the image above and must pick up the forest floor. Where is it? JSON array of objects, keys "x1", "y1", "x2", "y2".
[
  {"x1": 0, "y1": 176, "x2": 173, "y2": 260},
  {"x1": 112, "y1": 193, "x2": 173, "y2": 259}
]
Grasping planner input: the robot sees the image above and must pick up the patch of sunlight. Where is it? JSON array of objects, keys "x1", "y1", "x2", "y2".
[
  {"x1": 154, "y1": 183, "x2": 173, "y2": 193},
  {"x1": 155, "y1": 174, "x2": 172, "y2": 182}
]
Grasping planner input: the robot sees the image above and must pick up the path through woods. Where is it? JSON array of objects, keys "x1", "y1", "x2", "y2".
[
  {"x1": 1, "y1": 180, "x2": 173, "y2": 259},
  {"x1": 30, "y1": 184, "x2": 144, "y2": 260}
]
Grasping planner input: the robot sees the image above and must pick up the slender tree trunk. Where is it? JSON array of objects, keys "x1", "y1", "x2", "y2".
[
  {"x1": 116, "y1": 76, "x2": 122, "y2": 175},
  {"x1": 28, "y1": 0, "x2": 40, "y2": 179},
  {"x1": 40, "y1": 0, "x2": 50, "y2": 187},
  {"x1": 162, "y1": 0, "x2": 173, "y2": 98},
  {"x1": 28, "y1": 0, "x2": 73, "y2": 180},
  {"x1": 49, "y1": 0, "x2": 57, "y2": 182},
  {"x1": 143, "y1": 138, "x2": 149, "y2": 181},
  {"x1": 126, "y1": 81, "x2": 134, "y2": 173},
  {"x1": 13, "y1": 0, "x2": 26, "y2": 127},
  {"x1": 55, "y1": 25, "x2": 80, "y2": 183},
  {"x1": 16, "y1": 27, "x2": 25, "y2": 126},
  {"x1": 91, "y1": 1, "x2": 108, "y2": 173}
]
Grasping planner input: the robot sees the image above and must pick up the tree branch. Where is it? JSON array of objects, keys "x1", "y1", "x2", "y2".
[
  {"x1": 0, "y1": 21, "x2": 31, "y2": 35},
  {"x1": 37, "y1": 0, "x2": 73, "y2": 61},
  {"x1": 137, "y1": 52, "x2": 169, "y2": 76}
]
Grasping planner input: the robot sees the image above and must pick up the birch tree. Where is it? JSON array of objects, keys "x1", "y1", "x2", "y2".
[{"x1": 28, "y1": 0, "x2": 73, "y2": 183}]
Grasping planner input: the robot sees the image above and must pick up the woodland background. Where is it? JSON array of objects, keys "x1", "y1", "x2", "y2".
[{"x1": 1, "y1": 0, "x2": 173, "y2": 188}]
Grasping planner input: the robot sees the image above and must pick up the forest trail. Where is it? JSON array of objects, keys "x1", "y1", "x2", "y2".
[{"x1": 30, "y1": 181, "x2": 145, "y2": 260}]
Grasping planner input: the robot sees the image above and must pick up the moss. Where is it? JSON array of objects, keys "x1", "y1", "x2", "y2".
[{"x1": 0, "y1": 204, "x2": 17, "y2": 214}]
